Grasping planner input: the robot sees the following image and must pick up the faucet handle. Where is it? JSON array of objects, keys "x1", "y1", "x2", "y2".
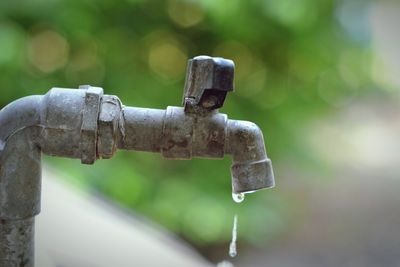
[{"x1": 182, "y1": 56, "x2": 234, "y2": 111}]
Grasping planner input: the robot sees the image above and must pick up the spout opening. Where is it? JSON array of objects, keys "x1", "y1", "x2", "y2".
[{"x1": 231, "y1": 158, "x2": 275, "y2": 194}]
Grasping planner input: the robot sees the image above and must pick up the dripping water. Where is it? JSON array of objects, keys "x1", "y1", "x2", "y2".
[
  {"x1": 232, "y1": 192, "x2": 245, "y2": 203},
  {"x1": 229, "y1": 214, "x2": 238, "y2": 258},
  {"x1": 229, "y1": 190, "x2": 256, "y2": 259}
]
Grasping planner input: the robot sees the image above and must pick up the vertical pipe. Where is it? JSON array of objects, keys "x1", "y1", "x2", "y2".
[
  {"x1": 0, "y1": 105, "x2": 42, "y2": 267},
  {"x1": 0, "y1": 218, "x2": 35, "y2": 267}
]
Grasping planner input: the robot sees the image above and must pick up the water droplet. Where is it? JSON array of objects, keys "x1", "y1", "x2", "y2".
[
  {"x1": 232, "y1": 192, "x2": 245, "y2": 203},
  {"x1": 229, "y1": 248, "x2": 237, "y2": 258},
  {"x1": 229, "y1": 214, "x2": 238, "y2": 258}
]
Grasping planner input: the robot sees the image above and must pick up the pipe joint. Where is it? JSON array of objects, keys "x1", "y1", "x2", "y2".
[
  {"x1": 160, "y1": 106, "x2": 227, "y2": 159},
  {"x1": 97, "y1": 95, "x2": 122, "y2": 159},
  {"x1": 79, "y1": 85, "x2": 104, "y2": 164},
  {"x1": 226, "y1": 120, "x2": 275, "y2": 193}
]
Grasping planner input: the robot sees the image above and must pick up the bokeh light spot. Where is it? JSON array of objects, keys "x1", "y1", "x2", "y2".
[
  {"x1": 167, "y1": 0, "x2": 204, "y2": 28},
  {"x1": 148, "y1": 36, "x2": 187, "y2": 81},
  {"x1": 27, "y1": 30, "x2": 69, "y2": 73}
]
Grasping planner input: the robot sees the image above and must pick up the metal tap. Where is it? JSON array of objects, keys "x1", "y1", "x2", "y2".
[{"x1": 0, "y1": 55, "x2": 274, "y2": 266}]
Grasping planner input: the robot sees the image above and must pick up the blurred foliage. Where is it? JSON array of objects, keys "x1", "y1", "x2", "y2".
[{"x1": 0, "y1": 0, "x2": 375, "y2": 250}]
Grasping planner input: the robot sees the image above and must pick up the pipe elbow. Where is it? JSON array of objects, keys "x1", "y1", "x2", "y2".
[
  {"x1": 0, "y1": 95, "x2": 43, "y2": 220},
  {"x1": 0, "y1": 95, "x2": 43, "y2": 145},
  {"x1": 226, "y1": 120, "x2": 275, "y2": 193}
]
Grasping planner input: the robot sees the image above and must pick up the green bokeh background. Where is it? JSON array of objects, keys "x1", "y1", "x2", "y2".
[{"x1": 0, "y1": 0, "x2": 378, "y2": 259}]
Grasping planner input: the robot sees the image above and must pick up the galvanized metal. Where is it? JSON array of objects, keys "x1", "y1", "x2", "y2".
[
  {"x1": 0, "y1": 218, "x2": 34, "y2": 266},
  {"x1": 226, "y1": 120, "x2": 275, "y2": 192},
  {"x1": 97, "y1": 95, "x2": 122, "y2": 159},
  {"x1": 0, "y1": 56, "x2": 274, "y2": 266},
  {"x1": 79, "y1": 85, "x2": 104, "y2": 164}
]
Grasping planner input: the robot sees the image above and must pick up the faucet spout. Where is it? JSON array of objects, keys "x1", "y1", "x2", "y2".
[{"x1": 225, "y1": 120, "x2": 275, "y2": 193}]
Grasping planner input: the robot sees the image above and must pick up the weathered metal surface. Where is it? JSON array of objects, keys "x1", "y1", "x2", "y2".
[
  {"x1": 0, "y1": 88, "x2": 98, "y2": 266},
  {"x1": 191, "y1": 111, "x2": 227, "y2": 159},
  {"x1": 80, "y1": 85, "x2": 104, "y2": 164},
  {"x1": 118, "y1": 107, "x2": 164, "y2": 152},
  {"x1": 183, "y1": 56, "x2": 234, "y2": 110},
  {"x1": 0, "y1": 129, "x2": 42, "y2": 220},
  {"x1": 159, "y1": 107, "x2": 227, "y2": 159},
  {"x1": 97, "y1": 95, "x2": 122, "y2": 159},
  {"x1": 0, "y1": 218, "x2": 34, "y2": 267},
  {"x1": 41, "y1": 88, "x2": 86, "y2": 159},
  {"x1": 0, "y1": 96, "x2": 41, "y2": 267},
  {"x1": 162, "y1": 106, "x2": 194, "y2": 159},
  {"x1": 0, "y1": 55, "x2": 275, "y2": 266},
  {"x1": 0, "y1": 96, "x2": 42, "y2": 142},
  {"x1": 226, "y1": 120, "x2": 275, "y2": 193}
]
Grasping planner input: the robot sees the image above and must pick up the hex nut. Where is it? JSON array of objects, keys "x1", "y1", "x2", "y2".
[
  {"x1": 97, "y1": 95, "x2": 122, "y2": 159},
  {"x1": 80, "y1": 86, "x2": 103, "y2": 164}
]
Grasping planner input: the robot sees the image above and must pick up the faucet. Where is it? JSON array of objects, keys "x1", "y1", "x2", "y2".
[{"x1": 0, "y1": 56, "x2": 274, "y2": 266}]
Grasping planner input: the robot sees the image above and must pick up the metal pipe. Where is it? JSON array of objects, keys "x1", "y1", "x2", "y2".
[
  {"x1": 117, "y1": 106, "x2": 274, "y2": 193},
  {"x1": 0, "y1": 95, "x2": 42, "y2": 142},
  {"x1": 0, "y1": 218, "x2": 35, "y2": 266},
  {"x1": 118, "y1": 107, "x2": 165, "y2": 152},
  {"x1": 0, "y1": 95, "x2": 43, "y2": 267},
  {"x1": 225, "y1": 120, "x2": 275, "y2": 193},
  {"x1": 0, "y1": 56, "x2": 275, "y2": 266}
]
